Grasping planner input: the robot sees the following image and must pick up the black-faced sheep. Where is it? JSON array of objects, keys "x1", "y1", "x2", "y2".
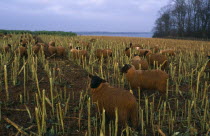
[
  {"x1": 70, "y1": 47, "x2": 87, "y2": 60},
  {"x1": 131, "y1": 55, "x2": 149, "y2": 70},
  {"x1": 121, "y1": 64, "x2": 169, "y2": 93},
  {"x1": 89, "y1": 75, "x2": 138, "y2": 128},
  {"x1": 124, "y1": 47, "x2": 131, "y2": 57},
  {"x1": 138, "y1": 49, "x2": 152, "y2": 57},
  {"x1": 144, "y1": 51, "x2": 168, "y2": 70}
]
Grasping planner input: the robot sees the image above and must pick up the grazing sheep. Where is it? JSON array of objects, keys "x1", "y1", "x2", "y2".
[
  {"x1": 56, "y1": 46, "x2": 66, "y2": 57},
  {"x1": 131, "y1": 55, "x2": 149, "y2": 70},
  {"x1": 144, "y1": 51, "x2": 168, "y2": 70},
  {"x1": 89, "y1": 75, "x2": 138, "y2": 128},
  {"x1": 121, "y1": 64, "x2": 169, "y2": 93},
  {"x1": 95, "y1": 49, "x2": 112, "y2": 59},
  {"x1": 160, "y1": 49, "x2": 176, "y2": 56},
  {"x1": 124, "y1": 47, "x2": 131, "y2": 57}
]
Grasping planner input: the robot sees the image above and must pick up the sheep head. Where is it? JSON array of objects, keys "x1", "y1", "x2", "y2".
[
  {"x1": 125, "y1": 47, "x2": 130, "y2": 51},
  {"x1": 208, "y1": 56, "x2": 210, "y2": 60},
  {"x1": 121, "y1": 64, "x2": 132, "y2": 73},
  {"x1": 89, "y1": 75, "x2": 106, "y2": 89}
]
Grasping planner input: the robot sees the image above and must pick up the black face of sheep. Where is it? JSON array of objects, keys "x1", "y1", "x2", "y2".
[
  {"x1": 121, "y1": 64, "x2": 132, "y2": 73},
  {"x1": 89, "y1": 75, "x2": 106, "y2": 89},
  {"x1": 76, "y1": 46, "x2": 82, "y2": 50},
  {"x1": 208, "y1": 56, "x2": 210, "y2": 60},
  {"x1": 125, "y1": 47, "x2": 130, "y2": 51},
  {"x1": 7, "y1": 44, "x2": 11, "y2": 48},
  {"x1": 133, "y1": 54, "x2": 139, "y2": 57},
  {"x1": 144, "y1": 50, "x2": 149, "y2": 56}
]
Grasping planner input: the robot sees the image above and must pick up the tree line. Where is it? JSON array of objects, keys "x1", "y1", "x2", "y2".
[
  {"x1": 153, "y1": 0, "x2": 210, "y2": 39},
  {"x1": 0, "y1": 29, "x2": 77, "y2": 36}
]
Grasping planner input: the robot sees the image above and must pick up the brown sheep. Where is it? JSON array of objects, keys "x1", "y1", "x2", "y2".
[
  {"x1": 144, "y1": 51, "x2": 168, "y2": 70},
  {"x1": 56, "y1": 46, "x2": 66, "y2": 57},
  {"x1": 48, "y1": 45, "x2": 57, "y2": 56},
  {"x1": 160, "y1": 49, "x2": 176, "y2": 56},
  {"x1": 70, "y1": 47, "x2": 87, "y2": 60},
  {"x1": 131, "y1": 55, "x2": 149, "y2": 70},
  {"x1": 95, "y1": 49, "x2": 112, "y2": 59},
  {"x1": 15, "y1": 45, "x2": 27, "y2": 57},
  {"x1": 150, "y1": 45, "x2": 159, "y2": 53},
  {"x1": 121, "y1": 64, "x2": 169, "y2": 93},
  {"x1": 32, "y1": 44, "x2": 41, "y2": 54},
  {"x1": 124, "y1": 47, "x2": 131, "y2": 57},
  {"x1": 89, "y1": 75, "x2": 138, "y2": 128},
  {"x1": 48, "y1": 41, "x2": 55, "y2": 46},
  {"x1": 138, "y1": 49, "x2": 152, "y2": 57},
  {"x1": 0, "y1": 44, "x2": 11, "y2": 53}
]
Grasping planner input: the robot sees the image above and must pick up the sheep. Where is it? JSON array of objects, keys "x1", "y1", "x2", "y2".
[
  {"x1": 70, "y1": 47, "x2": 87, "y2": 60},
  {"x1": 160, "y1": 49, "x2": 176, "y2": 56},
  {"x1": 121, "y1": 64, "x2": 169, "y2": 93},
  {"x1": 144, "y1": 51, "x2": 168, "y2": 70},
  {"x1": 138, "y1": 49, "x2": 152, "y2": 57},
  {"x1": 124, "y1": 47, "x2": 131, "y2": 57},
  {"x1": 89, "y1": 75, "x2": 138, "y2": 128},
  {"x1": 131, "y1": 55, "x2": 149, "y2": 70},
  {"x1": 95, "y1": 49, "x2": 112, "y2": 59},
  {"x1": 150, "y1": 45, "x2": 159, "y2": 53},
  {"x1": 56, "y1": 46, "x2": 66, "y2": 58},
  {"x1": 48, "y1": 41, "x2": 55, "y2": 46},
  {"x1": 129, "y1": 42, "x2": 142, "y2": 50},
  {"x1": 15, "y1": 44, "x2": 27, "y2": 57},
  {"x1": 32, "y1": 44, "x2": 41, "y2": 55}
]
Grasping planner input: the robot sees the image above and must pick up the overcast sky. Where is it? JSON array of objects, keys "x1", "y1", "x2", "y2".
[{"x1": 0, "y1": 0, "x2": 169, "y2": 32}]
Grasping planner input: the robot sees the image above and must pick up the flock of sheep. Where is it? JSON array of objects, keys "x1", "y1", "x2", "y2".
[{"x1": 0, "y1": 33, "x2": 210, "y2": 132}]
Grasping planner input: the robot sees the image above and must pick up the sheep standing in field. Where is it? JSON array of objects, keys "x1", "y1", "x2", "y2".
[
  {"x1": 70, "y1": 46, "x2": 87, "y2": 60},
  {"x1": 95, "y1": 49, "x2": 112, "y2": 60},
  {"x1": 0, "y1": 44, "x2": 12, "y2": 53},
  {"x1": 15, "y1": 44, "x2": 27, "y2": 57},
  {"x1": 131, "y1": 55, "x2": 149, "y2": 70},
  {"x1": 129, "y1": 42, "x2": 142, "y2": 50},
  {"x1": 48, "y1": 41, "x2": 55, "y2": 46},
  {"x1": 160, "y1": 49, "x2": 176, "y2": 56},
  {"x1": 124, "y1": 47, "x2": 131, "y2": 57},
  {"x1": 56, "y1": 46, "x2": 66, "y2": 58},
  {"x1": 121, "y1": 64, "x2": 169, "y2": 93},
  {"x1": 150, "y1": 45, "x2": 159, "y2": 53},
  {"x1": 144, "y1": 51, "x2": 168, "y2": 70},
  {"x1": 32, "y1": 43, "x2": 41, "y2": 55},
  {"x1": 138, "y1": 49, "x2": 152, "y2": 57},
  {"x1": 89, "y1": 75, "x2": 138, "y2": 128}
]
